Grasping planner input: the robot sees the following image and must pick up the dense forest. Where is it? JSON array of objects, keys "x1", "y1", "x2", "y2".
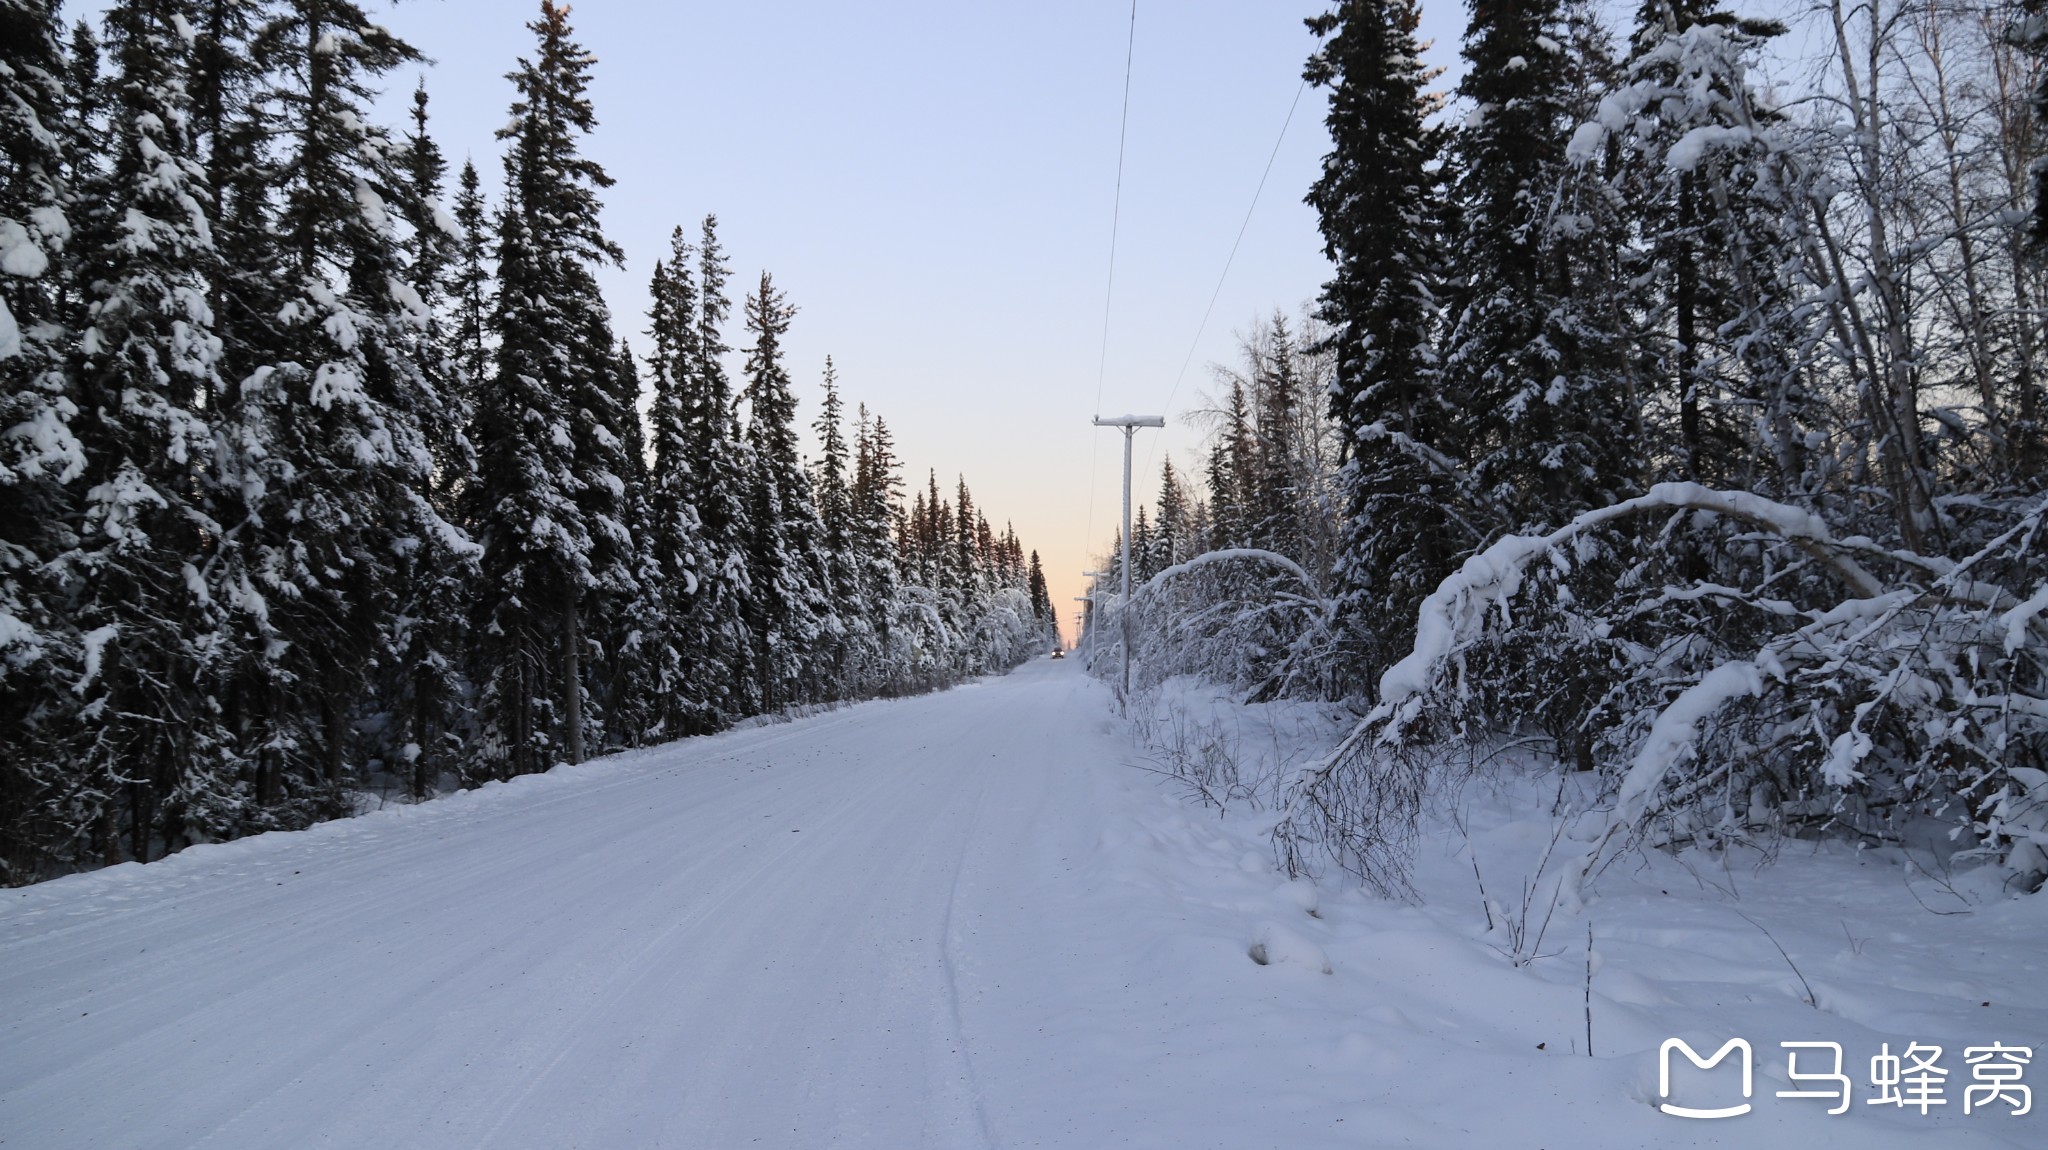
[
  {"x1": 1087, "y1": 0, "x2": 2048, "y2": 896},
  {"x1": 0, "y1": 0, "x2": 1057, "y2": 882}
]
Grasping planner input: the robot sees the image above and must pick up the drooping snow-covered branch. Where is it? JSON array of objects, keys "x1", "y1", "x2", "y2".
[
  {"x1": 1370, "y1": 482, "x2": 1886, "y2": 739},
  {"x1": 1281, "y1": 482, "x2": 2048, "y2": 894}
]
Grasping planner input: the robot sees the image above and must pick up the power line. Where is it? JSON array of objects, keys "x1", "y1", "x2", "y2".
[
  {"x1": 1144, "y1": 77, "x2": 1308, "y2": 476},
  {"x1": 1081, "y1": 0, "x2": 1139, "y2": 579},
  {"x1": 1095, "y1": 0, "x2": 1139, "y2": 417}
]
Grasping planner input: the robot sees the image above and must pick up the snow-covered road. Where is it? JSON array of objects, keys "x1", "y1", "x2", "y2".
[
  {"x1": 1, "y1": 660, "x2": 1148, "y2": 1148},
  {"x1": 6, "y1": 659, "x2": 2045, "y2": 1149}
]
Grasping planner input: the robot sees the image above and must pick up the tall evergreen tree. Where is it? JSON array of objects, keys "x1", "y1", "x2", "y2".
[
  {"x1": 187, "y1": 0, "x2": 274, "y2": 401},
  {"x1": 469, "y1": 0, "x2": 620, "y2": 777},
  {"x1": 1442, "y1": 0, "x2": 1637, "y2": 530},
  {"x1": 1026, "y1": 548, "x2": 1054, "y2": 640},
  {"x1": 851, "y1": 403, "x2": 902, "y2": 681},
  {"x1": 598, "y1": 338, "x2": 664, "y2": 749},
  {"x1": 61, "y1": 18, "x2": 106, "y2": 194},
  {"x1": 387, "y1": 77, "x2": 475, "y2": 798},
  {"x1": 1304, "y1": 0, "x2": 1452, "y2": 687},
  {"x1": 642, "y1": 229, "x2": 712, "y2": 735},
  {"x1": 0, "y1": 0, "x2": 85, "y2": 877},
  {"x1": 1206, "y1": 379, "x2": 1255, "y2": 550},
  {"x1": 674, "y1": 215, "x2": 753, "y2": 724},
  {"x1": 227, "y1": 0, "x2": 453, "y2": 802},
  {"x1": 1154, "y1": 458, "x2": 1188, "y2": 573},
  {"x1": 740, "y1": 269, "x2": 826, "y2": 709},
  {"x1": 1250, "y1": 318, "x2": 1304, "y2": 558},
  {"x1": 562, "y1": 274, "x2": 639, "y2": 755},
  {"x1": 951, "y1": 474, "x2": 978, "y2": 593},
  {"x1": 68, "y1": 0, "x2": 235, "y2": 861},
  {"x1": 919, "y1": 468, "x2": 946, "y2": 588},
  {"x1": 447, "y1": 158, "x2": 491, "y2": 393},
  {"x1": 811, "y1": 356, "x2": 858, "y2": 693},
  {"x1": 1130, "y1": 504, "x2": 1157, "y2": 583},
  {"x1": 1622, "y1": 0, "x2": 1728, "y2": 480},
  {"x1": 1598, "y1": 2, "x2": 1814, "y2": 504}
]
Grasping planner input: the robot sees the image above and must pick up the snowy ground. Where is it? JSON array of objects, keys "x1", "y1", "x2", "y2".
[{"x1": 2, "y1": 660, "x2": 2044, "y2": 1147}]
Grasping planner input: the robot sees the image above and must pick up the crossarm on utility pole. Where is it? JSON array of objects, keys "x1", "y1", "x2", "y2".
[{"x1": 1092, "y1": 414, "x2": 1166, "y2": 711}]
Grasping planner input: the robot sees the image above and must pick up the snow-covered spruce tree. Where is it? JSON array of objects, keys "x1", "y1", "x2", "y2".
[
  {"x1": 642, "y1": 229, "x2": 714, "y2": 736},
  {"x1": 1611, "y1": 0, "x2": 1737, "y2": 483},
  {"x1": 1152, "y1": 458, "x2": 1188, "y2": 575},
  {"x1": 1244, "y1": 320, "x2": 1299, "y2": 562},
  {"x1": 952, "y1": 476, "x2": 992, "y2": 675},
  {"x1": 1433, "y1": 0, "x2": 1645, "y2": 771},
  {"x1": 447, "y1": 158, "x2": 491, "y2": 395},
  {"x1": 225, "y1": 0, "x2": 467, "y2": 811},
  {"x1": 894, "y1": 471, "x2": 953, "y2": 690},
  {"x1": 596, "y1": 338, "x2": 665, "y2": 751},
  {"x1": 1590, "y1": 9, "x2": 1857, "y2": 555},
  {"x1": 67, "y1": 0, "x2": 237, "y2": 863},
  {"x1": 397, "y1": 82, "x2": 451, "y2": 307},
  {"x1": 1304, "y1": 0, "x2": 1457, "y2": 691},
  {"x1": 384, "y1": 78, "x2": 477, "y2": 798},
  {"x1": 1442, "y1": 0, "x2": 1638, "y2": 532},
  {"x1": 1506, "y1": 4, "x2": 1817, "y2": 782},
  {"x1": 563, "y1": 307, "x2": 641, "y2": 755},
  {"x1": 1026, "y1": 548, "x2": 1054, "y2": 643},
  {"x1": 60, "y1": 17, "x2": 105, "y2": 194},
  {"x1": 679, "y1": 215, "x2": 756, "y2": 721},
  {"x1": 999, "y1": 522, "x2": 1025, "y2": 590},
  {"x1": 187, "y1": 0, "x2": 275, "y2": 395},
  {"x1": 850, "y1": 404, "x2": 904, "y2": 689},
  {"x1": 178, "y1": 0, "x2": 289, "y2": 818},
  {"x1": 811, "y1": 356, "x2": 862, "y2": 697},
  {"x1": 1602, "y1": 3, "x2": 1826, "y2": 507},
  {"x1": 950, "y1": 475, "x2": 978, "y2": 596},
  {"x1": 917, "y1": 469, "x2": 945, "y2": 589},
  {"x1": 1204, "y1": 378, "x2": 1255, "y2": 550},
  {"x1": 0, "y1": 0, "x2": 86, "y2": 879},
  {"x1": 1129, "y1": 505, "x2": 1155, "y2": 584},
  {"x1": 468, "y1": 0, "x2": 620, "y2": 778},
  {"x1": 739, "y1": 270, "x2": 829, "y2": 711}
]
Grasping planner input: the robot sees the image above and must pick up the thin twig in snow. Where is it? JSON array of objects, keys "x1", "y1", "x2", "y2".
[{"x1": 1734, "y1": 909, "x2": 1816, "y2": 1008}]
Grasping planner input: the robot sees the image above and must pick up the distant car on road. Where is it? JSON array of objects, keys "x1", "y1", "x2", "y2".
[{"x1": 1050, "y1": 649, "x2": 1065, "y2": 659}]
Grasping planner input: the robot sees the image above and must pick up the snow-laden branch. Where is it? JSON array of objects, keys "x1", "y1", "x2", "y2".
[
  {"x1": 1278, "y1": 482, "x2": 2048, "y2": 896},
  {"x1": 1131, "y1": 547, "x2": 1326, "y2": 606},
  {"x1": 1093, "y1": 548, "x2": 1340, "y2": 702},
  {"x1": 1370, "y1": 482, "x2": 1883, "y2": 740},
  {"x1": 1613, "y1": 662, "x2": 1766, "y2": 828}
]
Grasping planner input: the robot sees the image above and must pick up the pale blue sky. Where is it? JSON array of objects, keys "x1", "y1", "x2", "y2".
[
  {"x1": 438, "y1": 0, "x2": 1459, "y2": 638},
  {"x1": 79, "y1": 0, "x2": 1471, "y2": 637}
]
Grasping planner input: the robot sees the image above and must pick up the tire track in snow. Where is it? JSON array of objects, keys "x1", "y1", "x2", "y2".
[
  {"x1": 459, "y1": 723, "x2": 958, "y2": 1149},
  {"x1": 0, "y1": 670, "x2": 1115, "y2": 1149}
]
